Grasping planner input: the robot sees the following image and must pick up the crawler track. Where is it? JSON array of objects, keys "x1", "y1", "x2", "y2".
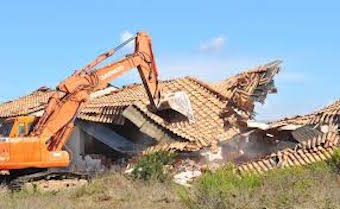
[{"x1": 7, "y1": 170, "x2": 89, "y2": 191}]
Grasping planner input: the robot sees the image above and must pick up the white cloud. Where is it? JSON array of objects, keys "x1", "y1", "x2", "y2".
[
  {"x1": 200, "y1": 36, "x2": 226, "y2": 52},
  {"x1": 120, "y1": 31, "x2": 135, "y2": 50}
]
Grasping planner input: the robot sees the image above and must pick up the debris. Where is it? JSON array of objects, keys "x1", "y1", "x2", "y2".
[
  {"x1": 173, "y1": 170, "x2": 202, "y2": 187},
  {"x1": 124, "y1": 167, "x2": 134, "y2": 175},
  {"x1": 237, "y1": 125, "x2": 339, "y2": 175},
  {"x1": 0, "y1": 59, "x2": 338, "y2": 185}
]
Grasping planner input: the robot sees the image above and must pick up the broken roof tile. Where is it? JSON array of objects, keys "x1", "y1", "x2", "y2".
[
  {"x1": 237, "y1": 127, "x2": 339, "y2": 175},
  {"x1": 0, "y1": 61, "x2": 281, "y2": 151},
  {"x1": 264, "y1": 99, "x2": 340, "y2": 130}
]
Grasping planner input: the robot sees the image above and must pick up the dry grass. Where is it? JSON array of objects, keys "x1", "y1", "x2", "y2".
[
  {"x1": 1, "y1": 149, "x2": 340, "y2": 209},
  {"x1": 2, "y1": 166, "x2": 339, "y2": 209},
  {"x1": 0, "y1": 173, "x2": 183, "y2": 209}
]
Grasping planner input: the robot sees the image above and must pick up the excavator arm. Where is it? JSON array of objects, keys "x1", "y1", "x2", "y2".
[
  {"x1": 55, "y1": 32, "x2": 161, "y2": 107},
  {"x1": 0, "y1": 31, "x2": 193, "y2": 171},
  {"x1": 32, "y1": 32, "x2": 192, "y2": 152}
]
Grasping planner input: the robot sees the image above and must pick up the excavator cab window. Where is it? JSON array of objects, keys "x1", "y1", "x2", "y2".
[
  {"x1": 27, "y1": 122, "x2": 34, "y2": 134},
  {"x1": 0, "y1": 121, "x2": 14, "y2": 137},
  {"x1": 17, "y1": 122, "x2": 26, "y2": 137}
]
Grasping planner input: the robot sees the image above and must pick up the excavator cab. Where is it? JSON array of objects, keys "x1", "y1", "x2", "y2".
[
  {"x1": 0, "y1": 116, "x2": 70, "y2": 171},
  {"x1": 0, "y1": 116, "x2": 37, "y2": 138}
]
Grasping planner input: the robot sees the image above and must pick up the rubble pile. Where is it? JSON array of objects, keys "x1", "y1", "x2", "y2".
[
  {"x1": 0, "y1": 60, "x2": 338, "y2": 185},
  {"x1": 238, "y1": 125, "x2": 339, "y2": 175}
]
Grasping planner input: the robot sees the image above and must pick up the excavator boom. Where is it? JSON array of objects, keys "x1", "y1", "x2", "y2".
[{"x1": 0, "y1": 32, "x2": 193, "y2": 171}]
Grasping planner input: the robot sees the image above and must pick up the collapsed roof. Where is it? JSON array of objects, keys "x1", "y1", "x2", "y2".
[
  {"x1": 211, "y1": 60, "x2": 280, "y2": 117},
  {"x1": 0, "y1": 61, "x2": 281, "y2": 152},
  {"x1": 269, "y1": 99, "x2": 340, "y2": 128},
  {"x1": 248, "y1": 99, "x2": 340, "y2": 131},
  {"x1": 238, "y1": 99, "x2": 339, "y2": 175},
  {"x1": 0, "y1": 86, "x2": 55, "y2": 118}
]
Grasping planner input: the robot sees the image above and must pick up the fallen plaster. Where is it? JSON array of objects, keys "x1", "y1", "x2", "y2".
[{"x1": 173, "y1": 170, "x2": 202, "y2": 187}]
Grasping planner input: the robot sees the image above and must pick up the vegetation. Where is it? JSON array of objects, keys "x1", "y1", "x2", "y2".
[
  {"x1": 180, "y1": 149, "x2": 340, "y2": 209},
  {"x1": 0, "y1": 149, "x2": 339, "y2": 209},
  {"x1": 327, "y1": 148, "x2": 340, "y2": 173},
  {"x1": 132, "y1": 151, "x2": 175, "y2": 182}
]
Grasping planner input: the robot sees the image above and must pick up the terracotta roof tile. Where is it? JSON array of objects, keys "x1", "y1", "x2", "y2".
[
  {"x1": 266, "y1": 99, "x2": 340, "y2": 129},
  {"x1": 0, "y1": 87, "x2": 56, "y2": 118},
  {"x1": 211, "y1": 60, "x2": 281, "y2": 116},
  {"x1": 79, "y1": 77, "x2": 238, "y2": 146},
  {"x1": 237, "y1": 127, "x2": 339, "y2": 175},
  {"x1": 0, "y1": 61, "x2": 281, "y2": 151},
  {"x1": 240, "y1": 100, "x2": 339, "y2": 174}
]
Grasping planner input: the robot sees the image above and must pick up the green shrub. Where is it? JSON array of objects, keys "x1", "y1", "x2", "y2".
[
  {"x1": 198, "y1": 165, "x2": 261, "y2": 194},
  {"x1": 180, "y1": 164, "x2": 262, "y2": 209},
  {"x1": 327, "y1": 148, "x2": 340, "y2": 173},
  {"x1": 132, "y1": 151, "x2": 175, "y2": 182},
  {"x1": 181, "y1": 163, "x2": 340, "y2": 209}
]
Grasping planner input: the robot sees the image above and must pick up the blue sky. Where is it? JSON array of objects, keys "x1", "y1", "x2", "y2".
[{"x1": 0, "y1": 1, "x2": 339, "y2": 121}]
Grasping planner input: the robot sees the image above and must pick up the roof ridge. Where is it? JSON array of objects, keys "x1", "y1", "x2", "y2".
[
  {"x1": 185, "y1": 76, "x2": 228, "y2": 101},
  {"x1": 212, "y1": 60, "x2": 282, "y2": 85},
  {"x1": 96, "y1": 76, "x2": 229, "y2": 102},
  {"x1": 0, "y1": 87, "x2": 55, "y2": 106}
]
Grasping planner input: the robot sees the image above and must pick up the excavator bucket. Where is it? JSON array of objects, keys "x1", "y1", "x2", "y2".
[{"x1": 157, "y1": 91, "x2": 195, "y2": 122}]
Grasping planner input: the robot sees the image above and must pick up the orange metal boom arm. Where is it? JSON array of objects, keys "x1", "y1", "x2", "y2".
[
  {"x1": 94, "y1": 32, "x2": 161, "y2": 108},
  {"x1": 32, "y1": 32, "x2": 161, "y2": 151}
]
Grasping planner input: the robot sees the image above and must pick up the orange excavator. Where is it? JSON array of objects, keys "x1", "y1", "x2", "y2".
[{"x1": 0, "y1": 32, "x2": 192, "y2": 183}]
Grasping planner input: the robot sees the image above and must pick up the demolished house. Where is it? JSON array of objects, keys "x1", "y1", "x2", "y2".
[
  {"x1": 0, "y1": 61, "x2": 282, "y2": 169},
  {"x1": 0, "y1": 59, "x2": 338, "y2": 176},
  {"x1": 237, "y1": 99, "x2": 339, "y2": 175}
]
